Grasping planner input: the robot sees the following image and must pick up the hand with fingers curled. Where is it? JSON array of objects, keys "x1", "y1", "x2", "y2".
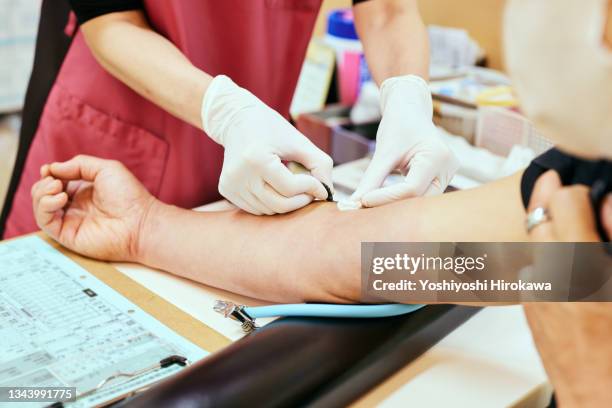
[
  {"x1": 525, "y1": 170, "x2": 612, "y2": 242},
  {"x1": 31, "y1": 155, "x2": 157, "y2": 261}
]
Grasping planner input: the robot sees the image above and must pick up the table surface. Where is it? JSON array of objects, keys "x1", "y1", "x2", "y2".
[{"x1": 112, "y1": 160, "x2": 551, "y2": 407}]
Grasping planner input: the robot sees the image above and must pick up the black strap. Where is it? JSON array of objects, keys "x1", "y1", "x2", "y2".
[
  {"x1": 521, "y1": 148, "x2": 612, "y2": 242},
  {"x1": 0, "y1": 0, "x2": 74, "y2": 238}
]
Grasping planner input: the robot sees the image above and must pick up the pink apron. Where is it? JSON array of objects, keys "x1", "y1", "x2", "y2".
[{"x1": 4, "y1": 0, "x2": 322, "y2": 238}]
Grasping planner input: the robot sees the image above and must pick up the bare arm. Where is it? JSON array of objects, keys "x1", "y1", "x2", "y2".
[
  {"x1": 33, "y1": 156, "x2": 526, "y2": 304},
  {"x1": 138, "y1": 173, "x2": 527, "y2": 303},
  {"x1": 353, "y1": 0, "x2": 429, "y2": 83},
  {"x1": 524, "y1": 303, "x2": 612, "y2": 407},
  {"x1": 80, "y1": 11, "x2": 211, "y2": 128}
]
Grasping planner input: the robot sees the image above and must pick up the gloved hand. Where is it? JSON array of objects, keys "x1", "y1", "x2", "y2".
[
  {"x1": 351, "y1": 75, "x2": 458, "y2": 207},
  {"x1": 201, "y1": 75, "x2": 333, "y2": 215}
]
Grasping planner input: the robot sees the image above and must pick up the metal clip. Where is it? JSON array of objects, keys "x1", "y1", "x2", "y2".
[{"x1": 214, "y1": 300, "x2": 258, "y2": 333}]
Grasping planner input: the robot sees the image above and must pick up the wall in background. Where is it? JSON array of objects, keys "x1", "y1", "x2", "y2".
[
  {"x1": 0, "y1": 117, "x2": 19, "y2": 212},
  {"x1": 314, "y1": 0, "x2": 506, "y2": 71},
  {"x1": 417, "y1": 0, "x2": 506, "y2": 71},
  {"x1": 0, "y1": 1, "x2": 40, "y2": 112},
  {"x1": 0, "y1": 1, "x2": 39, "y2": 214}
]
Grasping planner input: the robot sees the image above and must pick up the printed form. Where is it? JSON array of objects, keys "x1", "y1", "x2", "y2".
[{"x1": 0, "y1": 236, "x2": 208, "y2": 407}]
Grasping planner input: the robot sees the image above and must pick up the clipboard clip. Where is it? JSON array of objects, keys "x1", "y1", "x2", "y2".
[
  {"x1": 214, "y1": 300, "x2": 258, "y2": 333},
  {"x1": 47, "y1": 355, "x2": 189, "y2": 408}
]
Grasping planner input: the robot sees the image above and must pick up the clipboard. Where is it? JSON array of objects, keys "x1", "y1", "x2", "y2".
[
  {"x1": 0, "y1": 232, "x2": 233, "y2": 406},
  {"x1": 28, "y1": 232, "x2": 232, "y2": 354}
]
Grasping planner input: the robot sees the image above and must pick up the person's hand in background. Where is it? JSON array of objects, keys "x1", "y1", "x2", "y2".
[
  {"x1": 351, "y1": 76, "x2": 458, "y2": 207},
  {"x1": 526, "y1": 170, "x2": 611, "y2": 242},
  {"x1": 524, "y1": 171, "x2": 612, "y2": 406},
  {"x1": 202, "y1": 75, "x2": 333, "y2": 215},
  {"x1": 31, "y1": 155, "x2": 155, "y2": 261}
]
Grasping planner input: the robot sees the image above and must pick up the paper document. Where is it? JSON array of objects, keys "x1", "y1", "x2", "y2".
[
  {"x1": 0, "y1": 236, "x2": 208, "y2": 407},
  {"x1": 289, "y1": 40, "x2": 335, "y2": 120}
]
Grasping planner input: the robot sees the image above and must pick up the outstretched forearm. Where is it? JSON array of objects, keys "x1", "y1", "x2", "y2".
[
  {"x1": 137, "y1": 173, "x2": 527, "y2": 303},
  {"x1": 525, "y1": 303, "x2": 612, "y2": 407}
]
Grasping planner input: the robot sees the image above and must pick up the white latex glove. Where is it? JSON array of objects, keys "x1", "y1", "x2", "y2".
[
  {"x1": 201, "y1": 75, "x2": 333, "y2": 215},
  {"x1": 350, "y1": 81, "x2": 381, "y2": 125},
  {"x1": 351, "y1": 75, "x2": 458, "y2": 207}
]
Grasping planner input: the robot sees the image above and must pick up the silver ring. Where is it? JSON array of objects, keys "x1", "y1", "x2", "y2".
[{"x1": 526, "y1": 207, "x2": 551, "y2": 233}]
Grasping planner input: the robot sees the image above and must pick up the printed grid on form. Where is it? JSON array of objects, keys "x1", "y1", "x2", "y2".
[{"x1": 0, "y1": 236, "x2": 208, "y2": 408}]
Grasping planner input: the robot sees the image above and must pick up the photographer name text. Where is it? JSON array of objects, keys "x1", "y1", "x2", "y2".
[{"x1": 372, "y1": 279, "x2": 552, "y2": 292}]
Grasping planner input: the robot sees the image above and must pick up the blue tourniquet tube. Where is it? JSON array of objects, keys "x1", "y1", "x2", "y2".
[{"x1": 244, "y1": 303, "x2": 424, "y2": 319}]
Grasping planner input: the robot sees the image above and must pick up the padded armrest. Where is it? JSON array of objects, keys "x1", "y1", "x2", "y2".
[{"x1": 122, "y1": 305, "x2": 480, "y2": 408}]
